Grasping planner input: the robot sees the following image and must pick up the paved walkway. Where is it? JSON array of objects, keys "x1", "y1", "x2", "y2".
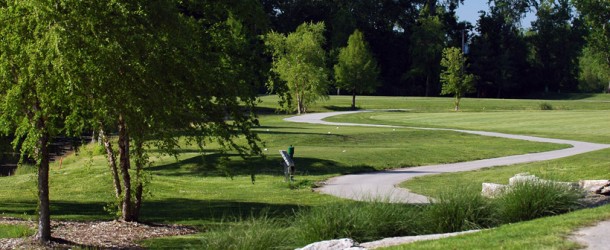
[
  {"x1": 285, "y1": 111, "x2": 610, "y2": 203},
  {"x1": 285, "y1": 110, "x2": 610, "y2": 248}
]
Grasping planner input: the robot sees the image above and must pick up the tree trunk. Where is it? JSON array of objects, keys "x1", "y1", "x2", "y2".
[
  {"x1": 101, "y1": 129, "x2": 122, "y2": 201},
  {"x1": 117, "y1": 115, "x2": 134, "y2": 221},
  {"x1": 132, "y1": 139, "x2": 145, "y2": 221},
  {"x1": 34, "y1": 105, "x2": 51, "y2": 242},
  {"x1": 454, "y1": 96, "x2": 460, "y2": 111},
  {"x1": 425, "y1": 75, "x2": 430, "y2": 97},
  {"x1": 296, "y1": 93, "x2": 304, "y2": 115},
  {"x1": 351, "y1": 89, "x2": 357, "y2": 110}
]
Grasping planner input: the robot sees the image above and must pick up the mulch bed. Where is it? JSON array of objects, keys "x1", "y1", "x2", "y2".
[{"x1": 0, "y1": 217, "x2": 197, "y2": 250}]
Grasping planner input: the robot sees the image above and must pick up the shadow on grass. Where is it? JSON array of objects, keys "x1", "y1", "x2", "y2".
[
  {"x1": 148, "y1": 153, "x2": 376, "y2": 177},
  {"x1": 323, "y1": 105, "x2": 361, "y2": 111},
  {"x1": 0, "y1": 201, "x2": 111, "y2": 221},
  {"x1": 140, "y1": 198, "x2": 306, "y2": 225}
]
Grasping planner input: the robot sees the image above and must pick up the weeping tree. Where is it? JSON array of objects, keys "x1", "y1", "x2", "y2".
[
  {"x1": 265, "y1": 22, "x2": 330, "y2": 115},
  {"x1": 0, "y1": 1, "x2": 85, "y2": 242},
  {"x1": 62, "y1": 1, "x2": 263, "y2": 222},
  {"x1": 1, "y1": 1, "x2": 263, "y2": 238}
]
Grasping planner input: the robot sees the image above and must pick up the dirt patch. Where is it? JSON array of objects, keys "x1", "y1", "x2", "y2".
[{"x1": 0, "y1": 217, "x2": 197, "y2": 249}]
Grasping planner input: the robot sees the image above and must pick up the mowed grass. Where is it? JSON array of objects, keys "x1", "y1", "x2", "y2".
[{"x1": 1, "y1": 94, "x2": 609, "y2": 249}]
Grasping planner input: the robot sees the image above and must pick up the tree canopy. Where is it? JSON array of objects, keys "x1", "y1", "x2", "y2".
[
  {"x1": 334, "y1": 29, "x2": 380, "y2": 110},
  {"x1": 440, "y1": 47, "x2": 476, "y2": 111},
  {"x1": 265, "y1": 22, "x2": 330, "y2": 114}
]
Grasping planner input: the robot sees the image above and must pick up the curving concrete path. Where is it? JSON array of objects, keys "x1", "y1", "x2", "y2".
[{"x1": 285, "y1": 111, "x2": 610, "y2": 203}]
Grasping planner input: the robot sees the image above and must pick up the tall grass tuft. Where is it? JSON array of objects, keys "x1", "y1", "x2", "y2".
[
  {"x1": 13, "y1": 164, "x2": 37, "y2": 176},
  {"x1": 199, "y1": 215, "x2": 291, "y2": 250},
  {"x1": 496, "y1": 180, "x2": 583, "y2": 223},
  {"x1": 0, "y1": 224, "x2": 35, "y2": 238},
  {"x1": 425, "y1": 186, "x2": 497, "y2": 233},
  {"x1": 293, "y1": 201, "x2": 422, "y2": 244}
]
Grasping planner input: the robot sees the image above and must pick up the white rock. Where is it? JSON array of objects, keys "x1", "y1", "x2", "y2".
[
  {"x1": 481, "y1": 183, "x2": 507, "y2": 198},
  {"x1": 296, "y1": 238, "x2": 363, "y2": 250},
  {"x1": 509, "y1": 173, "x2": 539, "y2": 185},
  {"x1": 579, "y1": 180, "x2": 610, "y2": 193}
]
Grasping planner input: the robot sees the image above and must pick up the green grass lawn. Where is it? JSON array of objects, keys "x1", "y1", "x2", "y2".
[{"x1": 1, "y1": 94, "x2": 609, "y2": 249}]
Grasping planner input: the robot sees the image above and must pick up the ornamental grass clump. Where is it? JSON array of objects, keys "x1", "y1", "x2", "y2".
[
  {"x1": 293, "y1": 201, "x2": 423, "y2": 244},
  {"x1": 200, "y1": 215, "x2": 291, "y2": 250},
  {"x1": 424, "y1": 187, "x2": 497, "y2": 233},
  {"x1": 495, "y1": 180, "x2": 583, "y2": 223}
]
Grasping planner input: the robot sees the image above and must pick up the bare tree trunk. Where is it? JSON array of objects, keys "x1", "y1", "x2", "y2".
[
  {"x1": 34, "y1": 104, "x2": 51, "y2": 242},
  {"x1": 296, "y1": 93, "x2": 304, "y2": 115},
  {"x1": 133, "y1": 139, "x2": 145, "y2": 221},
  {"x1": 425, "y1": 75, "x2": 430, "y2": 97},
  {"x1": 101, "y1": 129, "x2": 121, "y2": 201},
  {"x1": 117, "y1": 115, "x2": 134, "y2": 221},
  {"x1": 351, "y1": 89, "x2": 357, "y2": 110}
]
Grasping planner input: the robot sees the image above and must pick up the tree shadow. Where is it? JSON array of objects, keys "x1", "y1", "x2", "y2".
[
  {"x1": 140, "y1": 198, "x2": 307, "y2": 225},
  {"x1": 147, "y1": 153, "x2": 376, "y2": 177},
  {"x1": 323, "y1": 105, "x2": 361, "y2": 111}
]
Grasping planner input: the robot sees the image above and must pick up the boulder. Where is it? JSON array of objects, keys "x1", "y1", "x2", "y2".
[
  {"x1": 579, "y1": 180, "x2": 610, "y2": 193},
  {"x1": 481, "y1": 183, "x2": 507, "y2": 198},
  {"x1": 509, "y1": 173, "x2": 539, "y2": 185},
  {"x1": 296, "y1": 238, "x2": 365, "y2": 250}
]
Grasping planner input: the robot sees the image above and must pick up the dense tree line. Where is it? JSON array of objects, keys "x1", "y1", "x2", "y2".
[{"x1": 261, "y1": 0, "x2": 609, "y2": 99}]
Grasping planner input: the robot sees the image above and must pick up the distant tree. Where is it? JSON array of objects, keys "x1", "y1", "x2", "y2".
[
  {"x1": 408, "y1": 15, "x2": 446, "y2": 96},
  {"x1": 578, "y1": 46, "x2": 610, "y2": 92},
  {"x1": 530, "y1": 0, "x2": 583, "y2": 93},
  {"x1": 334, "y1": 30, "x2": 379, "y2": 110},
  {"x1": 440, "y1": 47, "x2": 476, "y2": 111},
  {"x1": 265, "y1": 22, "x2": 330, "y2": 114},
  {"x1": 573, "y1": 0, "x2": 610, "y2": 69}
]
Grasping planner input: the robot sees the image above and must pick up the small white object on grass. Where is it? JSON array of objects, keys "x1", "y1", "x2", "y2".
[
  {"x1": 266, "y1": 129, "x2": 269, "y2": 131},
  {"x1": 264, "y1": 148, "x2": 268, "y2": 151},
  {"x1": 342, "y1": 150, "x2": 346, "y2": 153},
  {"x1": 336, "y1": 127, "x2": 339, "y2": 129},
  {"x1": 328, "y1": 131, "x2": 331, "y2": 134},
  {"x1": 393, "y1": 129, "x2": 396, "y2": 131}
]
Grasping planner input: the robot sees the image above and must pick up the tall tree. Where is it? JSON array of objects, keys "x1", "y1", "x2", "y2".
[
  {"x1": 334, "y1": 30, "x2": 380, "y2": 109},
  {"x1": 573, "y1": 0, "x2": 610, "y2": 70},
  {"x1": 265, "y1": 22, "x2": 330, "y2": 114},
  {"x1": 65, "y1": 1, "x2": 263, "y2": 222},
  {"x1": 440, "y1": 47, "x2": 476, "y2": 111},
  {"x1": 0, "y1": 1, "x2": 83, "y2": 242},
  {"x1": 408, "y1": 15, "x2": 446, "y2": 96},
  {"x1": 530, "y1": 0, "x2": 583, "y2": 93}
]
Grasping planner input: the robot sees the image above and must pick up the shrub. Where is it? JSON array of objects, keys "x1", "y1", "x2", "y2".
[
  {"x1": 200, "y1": 215, "x2": 291, "y2": 250},
  {"x1": 539, "y1": 102, "x2": 554, "y2": 110},
  {"x1": 424, "y1": 187, "x2": 497, "y2": 233},
  {"x1": 14, "y1": 164, "x2": 36, "y2": 175},
  {"x1": 293, "y1": 201, "x2": 422, "y2": 244},
  {"x1": 495, "y1": 180, "x2": 583, "y2": 223},
  {"x1": 0, "y1": 224, "x2": 34, "y2": 238}
]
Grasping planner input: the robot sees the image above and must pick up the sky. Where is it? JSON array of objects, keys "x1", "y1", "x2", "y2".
[{"x1": 455, "y1": 0, "x2": 536, "y2": 29}]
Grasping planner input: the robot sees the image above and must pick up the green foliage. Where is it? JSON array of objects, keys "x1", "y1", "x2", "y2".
[
  {"x1": 334, "y1": 29, "x2": 379, "y2": 109},
  {"x1": 199, "y1": 216, "x2": 291, "y2": 250},
  {"x1": 495, "y1": 181, "x2": 583, "y2": 223},
  {"x1": 409, "y1": 15, "x2": 446, "y2": 96},
  {"x1": 579, "y1": 46, "x2": 610, "y2": 92},
  {"x1": 13, "y1": 164, "x2": 37, "y2": 176},
  {"x1": 425, "y1": 187, "x2": 497, "y2": 233},
  {"x1": 265, "y1": 22, "x2": 330, "y2": 114},
  {"x1": 293, "y1": 201, "x2": 422, "y2": 244},
  {"x1": 539, "y1": 102, "x2": 554, "y2": 110},
  {"x1": 574, "y1": 0, "x2": 610, "y2": 69},
  {"x1": 0, "y1": 224, "x2": 34, "y2": 238},
  {"x1": 440, "y1": 47, "x2": 476, "y2": 111}
]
